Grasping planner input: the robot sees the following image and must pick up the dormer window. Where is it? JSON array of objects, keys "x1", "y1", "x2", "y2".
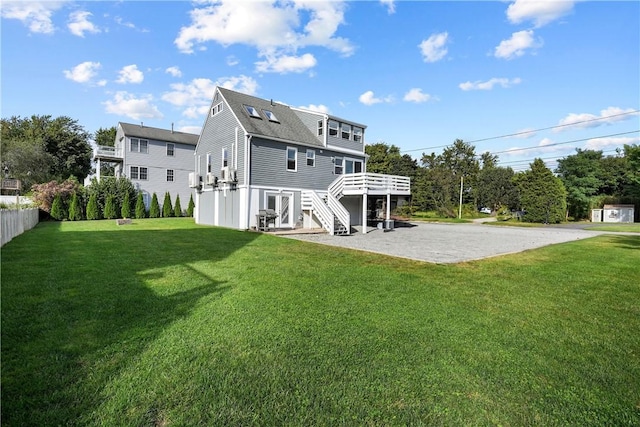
[
  {"x1": 353, "y1": 127, "x2": 363, "y2": 143},
  {"x1": 341, "y1": 123, "x2": 351, "y2": 140},
  {"x1": 317, "y1": 120, "x2": 323, "y2": 136},
  {"x1": 263, "y1": 109, "x2": 279, "y2": 122},
  {"x1": 244, "y1": 105, "x2": 261, "y2": 118},
  {"x1": 328, "y1": 120, "x2": 338, "y2": 137}
]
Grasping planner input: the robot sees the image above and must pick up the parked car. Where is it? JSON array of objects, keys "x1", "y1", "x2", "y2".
[{"x1": 479, "y1": 207, "x2": 491, "y2": 214}]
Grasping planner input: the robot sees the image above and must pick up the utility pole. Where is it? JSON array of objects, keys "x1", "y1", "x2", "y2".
[{"x1": 458, "y1": 175, "x2": 463, "y2": 219}]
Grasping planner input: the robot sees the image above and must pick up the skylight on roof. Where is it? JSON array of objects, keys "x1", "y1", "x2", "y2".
[
  {"x1": 263, "y1": 109, "x2": 279, "y2": 122},
  {"x1": 244, "y1": 105, "x2": 261, "y2": 118}
]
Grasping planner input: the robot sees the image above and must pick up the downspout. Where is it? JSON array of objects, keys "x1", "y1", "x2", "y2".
[{"x1": 245, "y1": 133, "x2": 252, "y2": 229}]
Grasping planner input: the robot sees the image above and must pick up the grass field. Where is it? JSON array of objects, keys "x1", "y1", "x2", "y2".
[{"x1": 2, "y1": 218, "x2": 639, "y2": 426}]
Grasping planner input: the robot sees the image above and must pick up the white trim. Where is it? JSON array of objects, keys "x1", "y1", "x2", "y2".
[{"x1": 286, "y1": 146, "x2": 297, "y2": 172}]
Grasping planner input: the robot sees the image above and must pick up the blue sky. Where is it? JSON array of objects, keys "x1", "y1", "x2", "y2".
[{"x1": 2, "y1": 0, "x2": 639, "y2": 171}]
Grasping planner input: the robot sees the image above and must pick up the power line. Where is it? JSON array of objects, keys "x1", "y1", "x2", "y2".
[{"x1": 401, "y1": 109, "x2": 640, "y2": 154}]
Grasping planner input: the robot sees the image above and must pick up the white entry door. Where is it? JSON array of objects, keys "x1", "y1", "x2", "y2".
[{"x1": 266, "y1": 192, "x2": 293, "y2": 228}]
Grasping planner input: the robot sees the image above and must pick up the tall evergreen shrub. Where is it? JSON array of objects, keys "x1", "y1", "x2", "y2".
[
  {"x1": 174, "y1": 195, "x2": 182, "y2": 217},
  {"x1": 162, "y1": 192, "x2": 173, "y2": 218},
  {"x1": 149, "y1": 193, "x2": 160, "y2": 218},
  {"x1": 50, "y1": 194, "x2": 65, "y2": 220},
  {"x1": 103, "y1": 194, "x2": 117, "y2": 219},
  {"x1": 135, "y1": 193, "x2": 146, "y2": 219},
  {"x1": 68, "y1": 192, "x2": 83, "y2": 221},
  {"x1": 187, "y1": 194, "x2": 195, "y2": 217},
  {"x1": 86, "y1": 192, "x2": 101, "y2": 220},
  {"x1": 121, "y1": 191, "x2": 131, "y2": 218}
]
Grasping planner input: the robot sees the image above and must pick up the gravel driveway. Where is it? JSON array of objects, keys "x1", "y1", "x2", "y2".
[{"x1": 281, "y1": 222, "x2": 606, "y2": 264}]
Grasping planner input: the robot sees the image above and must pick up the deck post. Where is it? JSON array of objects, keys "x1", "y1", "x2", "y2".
[
  {"x1": 362, "y1": 192, "x2": 368, "y2": 234},
  {"x1": 386, "y1": 192, "x2": 391, "y2": 220},
  {"x1": 96, "y1": 158, "x2": 101, "y2": 181}
]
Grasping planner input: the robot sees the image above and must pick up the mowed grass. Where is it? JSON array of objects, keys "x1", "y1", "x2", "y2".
[{"x1": 2, "y1": 218, "x2": 639, "y2": 426}]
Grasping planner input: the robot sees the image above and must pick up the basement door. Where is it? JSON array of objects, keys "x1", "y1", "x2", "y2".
[{"x1": 265, "y1": 192, "x2": 293, "y2": 228}]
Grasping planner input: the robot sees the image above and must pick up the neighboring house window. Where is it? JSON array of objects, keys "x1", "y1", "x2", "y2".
[
  {"x1": 287, "y1": 147, "x2": 297, "y2": 171},
  {"x1": 328, "y1": 120, "x2": 338, "y2": 137},
  {"x1": 317, "y1": 120, "x2": 323, "y2": 136},
  {"x1": 167, "y1": 143, "x2": 175, "y2": 156},
  {"x1": 306, "y1": 149, "x2": 315, "y2": 167},
  {"x1": 334, "y1": 157, "x2": 343, "y2": 175},
  {"x1": 130, "y1": 138, "x2": 148, "y2": 153},
  {"x1": 244, "y1": 105, "x2": 261, "y2": 118},
  {"x1": 341, "y1": 123, "x2": 351, "y2": 140},
  {"x1": 211, "y1": 102, "x2": 223, "y2": 117},
  {"x1": 130, "y1": 166, "x2": 148, "y2": 180},
  {"x1": 206, "y1": 153, "x2": 212, "y2": 173},
  {"x1": 263, "y1": 110, "x2": 279, "y2": 122},
  {"x1": 167, "y1": 169, "x2": 174, "y2": 182},
  {"x1": 353, "y1": 127, "x2": 363, "y2": 142},
  {"x1": 222, "y1": 148, "x2": 228, "y2": 168}
]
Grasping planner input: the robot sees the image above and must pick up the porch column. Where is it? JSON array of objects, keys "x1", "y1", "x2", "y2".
[
  {"x1": 386, "y1": 192, "x2": 391, "y2": 220},
  {"x1": 362, "y1": 192, "x2": 368, "y2": 234}
]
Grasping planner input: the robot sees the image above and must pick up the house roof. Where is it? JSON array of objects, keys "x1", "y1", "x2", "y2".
[
  {"x1": 218, "y1": 87, "x2": 323, "y2": 148},
  {"x1": 119, "y1": 122, "x2": 199, "y2": 146}
]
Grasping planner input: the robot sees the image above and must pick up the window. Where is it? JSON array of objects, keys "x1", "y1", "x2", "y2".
[
  {"x1": 167, "y1": 169, "x2": 174, "y2": 182},
  {"x1": 206, "y1": 153, "x2": 213, "y2": 173},
  {"x1": 328, "y1": 120, "x2": 338, "y2": 137},
  {"x1": 317, "y1": 120, "x2": 323, "y2": 136},
  {"x1": 341, "y1": 123, "x2": 351, "y2": 140},
  {"x1": 287, "y1": 147, "x2": 297, "y2": 171},
  {"x1": 334, "y1": 157, "x2": 343, "y2": 175},
  {"x1": 222, "y1": 148, "x2": 228, "y2": 168},
  {"x1": 211, "y1": 102, "x2": 223, "y2": 117},
  {"x1": 130, "y1": 138, "x2": 148, "y2": 153},
  {"x1": 244, "y1": 105, "x2": 261, "y2": 118},
  {"x1": 306, "y1": 149, "x2": 315, "y2": 167},
  {"x1": 263, "y1": 109, "x2": 279, "y2": 122},
  {"x1": 130, "y1": 166, "x2": 148, "y2": 180},
  {"x1": 353, "y1": 127, "x2": 363, "y2": 142},
  {"x1": 166, "y1": 143, "x2": 174, "y2": 156}
]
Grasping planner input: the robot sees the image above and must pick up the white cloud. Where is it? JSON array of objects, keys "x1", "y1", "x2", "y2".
[
  {"x1": 116, "y1": 64, "x2": 144, "y2": 84},
  {"x1": 300, "y1": 104, "x2": 330, "y2": 114},
  {"x1": 165, "y1": 66, "x2": 182, "y2": 78},
  {"x1": 63, "y1": 61, "x2": 101, "y2": 84},
  {"x1": 174, "y1": 0, "x2": 353, "y2": 74},
  {"x1": 255, "y1": 53, "x2": 317, "y2": 73},
  {"x1": 555, "y1": 107, "x2": 640, "y2": 131},
  {"x1": 68, "y1": 10, "x2": 100, "y2": 37},
  {"x1": 1, "y1": 1, "x2": 66, "y2": 34},
  {"x1": 494, "y1": 30, "x2": 542, "y2": 60},
  {"x1": 403, "y1": 88, "x2": 432, "y2": 103},
  {"x1": 380, "y1": 0, "x2": 395, "y2": 14},
  {"x1": 418, "y1": 32, "x2": 449, "y2": 63},
  {"x1": 585, "y1": 136, "x2": 639, "y2": 151},
  {"x1": 162, "y1": 75, "x2": 258, "y2": 118},
  {"x1": 359, "y1": 90, "x2": 393, "y2": 106},
  {"x1": 459, "y1": 77, "x2": 522, "y2": 91},
  {"x1": 178, "y1": 125, "x2": 203, "y2": 135},
  {"x1": 103, "y1": 91, "x2": 163, "y2": 120},
  {"x1": 507, "y1": 0, "x2": 575, "y2": 28},
  {"x1": 226, "y1": 55, "x2": 239, "y2": 66}
]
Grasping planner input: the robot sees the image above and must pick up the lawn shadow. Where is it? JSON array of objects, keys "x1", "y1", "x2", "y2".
[
  {"x1": 1, "y1": 221, "x2": 259, "y2": 426},
  {"x1": 609, "y1": 234, "x2": 640, "y2": 250}
]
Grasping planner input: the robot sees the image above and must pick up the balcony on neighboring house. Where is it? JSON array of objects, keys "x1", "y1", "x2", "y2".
[{"x1": 94, "y1": 145, "x2": 124, "y2": 162}]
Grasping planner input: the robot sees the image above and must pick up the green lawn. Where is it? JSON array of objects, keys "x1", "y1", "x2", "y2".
[
  {"x1": 587, "y1": 223, "x2": 640, "y2": 233},
  {"x1": 2, "y1": 218, "x2": 639, "y2": 426}
]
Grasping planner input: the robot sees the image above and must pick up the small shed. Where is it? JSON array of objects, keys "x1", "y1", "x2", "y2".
[{"x1": 592, "y1": 204, "x2": 635, "y2": 223}]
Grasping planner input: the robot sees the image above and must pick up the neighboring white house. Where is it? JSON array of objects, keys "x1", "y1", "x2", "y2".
[
  {"x1": 94, "y1": 122, "x2": 199, "y2": 210},
  {"x1": 190, "y1": 87, "x2": 411, "y2": 235}
]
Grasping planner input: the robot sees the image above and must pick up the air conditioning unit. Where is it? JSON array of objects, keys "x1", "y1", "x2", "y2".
[
  {"x1": 220, "y1": 166, "x2": 237, "y2": 183},
  {"x1": 206, "y1": 173, "x2": 217, "y2": 186},
  {"x1": 188, "y1": 172, "x2": 200, "y2": 188}
]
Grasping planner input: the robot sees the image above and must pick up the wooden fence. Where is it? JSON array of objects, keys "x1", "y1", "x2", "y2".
[{"x1": 1, "y1": 208, "x2": 39, "y2": 247}]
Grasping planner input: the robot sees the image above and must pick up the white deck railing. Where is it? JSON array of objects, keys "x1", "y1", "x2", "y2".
[
  {"x1": 326, "y1": 193, "x2": 350, "y2": 234},
  {"x1": 95, "y1": 145, "x2": 123, "y2": 159},
  {"x1": 330, "y1": 172, "x2": 411, "y2": 197}
]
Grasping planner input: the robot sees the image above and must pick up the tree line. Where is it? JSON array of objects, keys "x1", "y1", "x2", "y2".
[{"x1": 366, "y1": 140, "x2": 640, "y2": 223}]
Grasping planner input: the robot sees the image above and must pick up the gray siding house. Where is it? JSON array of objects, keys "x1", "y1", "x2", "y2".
[
  {"x1": 192, "y1": 87, "x2": 410, "y2": 234},
  {"x1": 94, "y1": 122, "x2": 199, "y2": 211}
]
